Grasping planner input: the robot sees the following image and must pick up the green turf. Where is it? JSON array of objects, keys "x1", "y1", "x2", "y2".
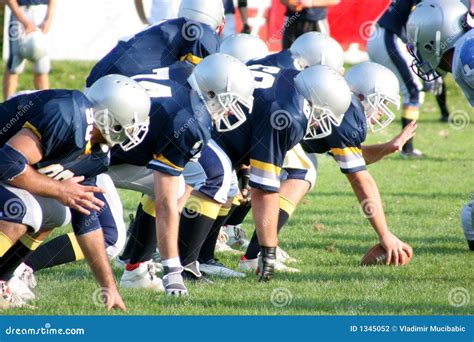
[{"x1": 1, "y1": 61, "x2": 473, "y2": 315}]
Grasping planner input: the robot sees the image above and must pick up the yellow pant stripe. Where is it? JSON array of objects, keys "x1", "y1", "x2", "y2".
[
  {"x1": 23, "y1": 122, "x2": 42, "y2": 140},
  {"x1": 19, "y1": 234, "x2": 43, "y2": 251},
  {"x1": 0, "y1": 232, "x2": 13, "y2": 257},
  {"x1": 218, "y1": 206, "x2": 231, "y2": 217},
  {"x1": 184, "y1": 195, "x2": 221, "y2": 219},
  {"x1": 402, "y1": 107, "x2": 420, "y2": 120},
  {"x1": 232, "y1": 197, "x2": 241, "y2": 206},
  {"x1": 279, "y1": 195, "x2": 296, "y2": 216},
  {"x1": 141, "y1": 195, "x2": 157, "y2": 218},
  {"x1": 67, "y1": 232, "x2": 85, "y2": 260}
]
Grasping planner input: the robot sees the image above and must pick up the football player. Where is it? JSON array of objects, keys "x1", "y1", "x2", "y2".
[
  {"x1": 0, "y1": 75, "x2": 151, "y2": 310},
  {"x1": 178, "y1": 64, "x2": 351, "y2": 282},
  {"x1": 367, "y1": 0, "x2": 451, "y2": 158},
  {"x1": 21, "y1": 55, "x2": 256, "y2": 296},
  {"x1": 406, "y1": 0, "x2": 474, "y2": 107},
  {"x1": 86, "y1": 0, "x2": 224, "y2": 87}
]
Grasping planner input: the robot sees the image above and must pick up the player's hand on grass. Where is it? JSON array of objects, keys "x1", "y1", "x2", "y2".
[
  {"x1": 379, "y1": 232, "x2": 413, "y2": 266},
  {"x1": 390, "y1": 120, "x2": 417, "y2": 152},
  {"x1": 58, "y1": 176, "x2": 105, "y2": 215},
  {"x1": 104, "y1": 287, "x2": 127, "y2": 311}
]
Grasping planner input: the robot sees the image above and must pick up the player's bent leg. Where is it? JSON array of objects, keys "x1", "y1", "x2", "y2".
[{"x1": 179, "y1": 142, "x2": 233, "y2": 281}]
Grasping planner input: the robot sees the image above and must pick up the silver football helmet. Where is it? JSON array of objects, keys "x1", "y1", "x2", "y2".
[
  {"x1": 188, "y1": 53, "x2": 255, "y2": 132},
  {"x1": 294, "y1": 65, "x2": 352, "y2": 139},
  {"x1": 85, "y1": 75, "x2": 151, "y2": 152},
  {"x1": 290, "y1": 31, "x2": 344, "y2": 72},
  {"x1": 178, "y1": 0, "x2": 225, "y2": 33},
  {"x1": 19, "y1": 30, "x2": 48, "y2": 62},
  {"x1": 407, "y1": 0, "x2": 469, "y2": 80},
  {"x1": 345, "y1": 62, "x2": 400, "y2": 132},
  {"x1": 220, "y1": 34, "x2": 269, "y2": 63}
]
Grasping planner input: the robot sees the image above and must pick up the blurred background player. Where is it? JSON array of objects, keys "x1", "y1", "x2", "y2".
[
  {"x1": 3, "y1": 0, "x2": 56, "y2": 100},
  {"x1": 134, "y1": 0, "x2": 180, "y2": 25},
  {"x1": 222, "y1": 0, "x2": 250, "y2": 38},
  {"x1": 280, "y1": 0, "x2": 340, "y2": 49},
  {"x1": 368, "y1": 0, "x2": 453, "y2": 158}
]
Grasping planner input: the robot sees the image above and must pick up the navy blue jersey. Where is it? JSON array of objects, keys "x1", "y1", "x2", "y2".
[
  {"x1": 286, "y1": 7, "x2": 327, "y2": 22},
  {"x1": 212, "y1": 68, "x2": 308, "y2": 192},
  {"x1": 86, "y1": 18, "x2": 220, "y2": 87},
  {"x1": 110, "y1": 62, "x2": 211, "y2": 176},
  {"x1": 18, "y1": 0, "x2": 48, "y2": 5},
  {"x1": 248, "y1": 50, "x2": 298, "y2": 71},
  {"x1": 301, "y1": 96, "x2": 368, "y2": 174},
  {"x1": 0, "y1": 90, "x2": 98, "y2": 171},
  {"x1": 378, "y1": 0, "x2": 421, "y2": 41}
]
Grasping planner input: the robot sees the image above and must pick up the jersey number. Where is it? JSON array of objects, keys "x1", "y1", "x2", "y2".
[
  {"x1": 132, "y1": 68, "x2": 173, "y2": 98},
  {"x1": 249, "y1": 65, "x2": 280, "y2": 89}
]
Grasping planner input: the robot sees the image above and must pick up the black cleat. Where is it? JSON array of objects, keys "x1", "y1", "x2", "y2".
[{"x1": 258, "y1": 247, "x2": 276, "y2": 282}]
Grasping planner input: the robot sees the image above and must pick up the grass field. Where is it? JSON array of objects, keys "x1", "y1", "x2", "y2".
[{"x1": 2, "y1": 61, "x2": 474, "y2": 315}]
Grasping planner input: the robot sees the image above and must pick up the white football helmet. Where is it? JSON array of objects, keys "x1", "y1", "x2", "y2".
[
  {"x1": 345, "y1": 62, "x2": 400, "y2": 132},
  {"x1": 294, "y1": 65, "x2": 352, "y2": 139},
  {"x1": 407, "y1": 0, "x2": 470, "y2": 80},
  {"x1": 188, "y1": 54, "x2": 255, "y2": 132},
  {"x1": 220, "y1": 34, "x2": 269, "y2": 63},
  {"x1": 178, "y1": 0, "x2": 225, "y2": 33},
  {"x1": 19, "y1": 30, "x2": 47, "y2": 62},
  {"x1": 290, "y1": 31, "x2": 344, "y2": 72},
  {"x1": 85, "y1": 75, "x2": 151, "y2": 152}
]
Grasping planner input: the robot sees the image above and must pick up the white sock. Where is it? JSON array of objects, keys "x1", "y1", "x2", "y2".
[{"x1": 161, "y1": 257, "x2": 181, "y2": 268}]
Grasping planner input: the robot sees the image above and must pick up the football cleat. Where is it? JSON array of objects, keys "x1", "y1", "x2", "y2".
[
  {"x1": 0, "y1": 281, "x2": 27, "y2": 309},
  {"x1": 239, "y1": 256, "x2": 300, "y2": 273},
  {"x1": 199, "y1": 259, "x2": 245, "y2": 278},
  {"x1": 224, "y1": 225, "x2": 250, "y2": 249},
  {"x1": 276, "y1": 246, "x2": 300, "y2": 265},
  {"x1": 119, "y1": 261, "x2": 164, "y2": 292},
  {"x1": 400, "y1": 148, "x2": 424, "y2": 158},
  {"x1": 182, "y1": 262, "x2": 214, "y2": 285},
  {"x1": 14, "y1": 263, "x2": 37, "y2": 289},
  {"x1": 238, "y1": 256, "x2": 259, "y2": 272},
  {"x1": 7, "y1": 276, "x2": 35, "y2": 301},
  {"x1": 215, "y1": 229, "x2": 241, "y2": 254},
  {"x1": 163, "y1": 266, "x2": 189, "y2": 296}
]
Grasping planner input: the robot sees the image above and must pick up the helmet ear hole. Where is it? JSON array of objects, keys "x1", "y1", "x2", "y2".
[
  {"x1": 112, "y1": 124, "x2": 123, "y2": 133},
  {"x1": 208, "y1": 91, "x2": 216, "y2": 99},
  {"x1": 358, "y1": 94, "x2": 365, "y2": 101}
]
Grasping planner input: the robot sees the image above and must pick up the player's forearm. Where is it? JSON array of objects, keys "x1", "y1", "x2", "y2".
[
  {"x1": 77, "y1": 229, "x2": 118, "y2": 288},
  {"x1": 45, "y1": 0, "x2": 56, "y2": 22},
  {"x1": 6, "y1": 0, "x2": 34, "y2": 28},
  {"x1": 361, "y1": 143, "x2": 394, "y2": 165},
  {"x1": 251, "y1": 188, "x2": 279, "y2": 246},
  {"x1": 346, "y1": 171, "x2": 390, "y2": 238},
  {"x1": 8, "y1": 165, "x2": 62, "y2": 199}
]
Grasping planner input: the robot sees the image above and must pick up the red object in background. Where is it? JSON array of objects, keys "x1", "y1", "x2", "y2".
[
  {"x1": 235, "y1": 0, "x2": 391, "y2": 52},
  {"x1": 328, "y1": 0, "x2": 391, "y2": 50}
]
